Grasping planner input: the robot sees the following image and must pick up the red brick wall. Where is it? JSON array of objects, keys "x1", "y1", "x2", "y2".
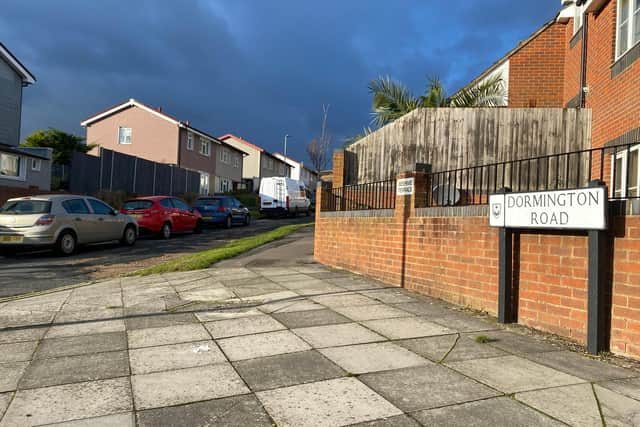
[
  {"x1": 315, "y1": 174, "x2": 640, "y2": 360},
  {"x1": 563, "y1": 21, "x2": 583, "y2": 105},
  {"x1": 508, "y1": 22, "x2": 566, "y2": 108}
]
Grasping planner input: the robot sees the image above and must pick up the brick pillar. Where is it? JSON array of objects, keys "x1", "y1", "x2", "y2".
[
  {"x1": 332, "y1": 149, "x2": 345, "y2": 189},
  {"x1": 394, "y1": 170, "x2": 429, "y2": 217}
]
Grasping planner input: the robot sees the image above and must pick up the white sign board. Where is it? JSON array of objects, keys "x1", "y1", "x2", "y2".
[
  {"x1": 397, "y1": 178, "x2": 414, "y2": 196},
  {"x1": 489, "y1": 187, "x2": 607, "y2": 230}
]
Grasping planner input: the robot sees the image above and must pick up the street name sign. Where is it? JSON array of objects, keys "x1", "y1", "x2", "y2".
[
  {"x1": 489, "y1": 187, "x2": 607, "y2": 230},
  {"x1": 396, "y1": 178, "x2": 415, "y2": 196}
]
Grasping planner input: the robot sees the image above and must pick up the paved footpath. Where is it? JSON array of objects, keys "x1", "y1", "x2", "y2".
[{"x1": 0, "y1": 230, "x2": 640, "y2": 426}]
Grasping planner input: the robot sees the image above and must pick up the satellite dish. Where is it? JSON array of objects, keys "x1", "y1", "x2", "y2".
[{"x1": 432, "y1": 184, "x2": 461, "y2": 206}]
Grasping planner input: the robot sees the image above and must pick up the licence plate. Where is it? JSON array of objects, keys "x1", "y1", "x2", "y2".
[
  {"x1": 263, "y1": 202, "x2": 272, "y2": 205},
  {"x1": 0, "y1": 235, "x2": 23, "y2": 243},
  {"x1": 131, "y1": 214, "x2": 142, "y2": 218},
  {"x1": 202, "y1": 216, "x2": 213, "y2": 220}
]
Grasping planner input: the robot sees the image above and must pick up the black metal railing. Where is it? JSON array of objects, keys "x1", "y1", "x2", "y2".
[
  {"x1": 321, "y1": 179, "x2": 396, "y2": 212},
  {"x1": 418, "y1": 142, "x2": 640, "y2": 208}
]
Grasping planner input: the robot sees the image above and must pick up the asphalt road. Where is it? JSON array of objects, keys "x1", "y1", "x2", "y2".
[{"x1": 0, "y1": 216, "x2": 313, "y2": 298}]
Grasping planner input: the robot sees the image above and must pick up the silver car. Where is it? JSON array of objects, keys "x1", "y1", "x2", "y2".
[{"x1": 0, "y1": 195, "x2": 138, "y2": 256}]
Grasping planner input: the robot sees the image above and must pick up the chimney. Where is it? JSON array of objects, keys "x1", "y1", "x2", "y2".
[
  {"x1": 185, "y1": 120, "x2": 190, "y2": 126},
  {"x1": 156, "y1": 106, "x2": 162, "y2": 112}
]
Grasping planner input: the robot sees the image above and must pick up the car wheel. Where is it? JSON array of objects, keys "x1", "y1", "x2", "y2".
[
  {"x1": 194, "y1": 220, "x2": 203, "y2": 234},
  {"x1": 55, "y1": 230, "x2": 77, "y2": 256},
  {"x1": 161, "y1": 222, "x2": 172, "y2": 239},
  {"x1": 225, "y1": 215, "x2": 232, "y2": 229},
  {"x1": 121, "y1": 225, "x2": 137, "y2": 246},
  {"x1": 244, "y1": 214, "x2": 251, "y2": 226}
]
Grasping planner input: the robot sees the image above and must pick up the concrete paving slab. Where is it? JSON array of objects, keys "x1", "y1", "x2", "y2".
[
  {"x1": 595, "y1": 384, "x2": 640, "y2": 426},
  {"x1": 252, "y1": 268, "x2": 300, "y2": 277},
  {"x1": 332, "y1": 303, "x2": 413, "y2": 323},
  {"x1": 0, "y1": 377, "x2": 132, "y2": 427},
  {"x1": 233, "y1": 350, "x2": 345, "y2": 391},
  {"x1": 0, "y1": 362, "x2": 28, "y2": 393},
  {"x1": 0, "y1": 327, "x2": 46, "y2": 345},
  {"x1": 0, "y1": 310, "x2": 55, "y2": 328},
  {"x1": 319, "y1": 342, "x2": 432, "y2": 374},
  {"x1": 239, "y1": 290, "x2": 299, "y2": 304},
  {"x1": 350, "y1": 415, "x2": 421, "y2": 426},
  {"x1": 218, "y1": 330, "x2": 311, "y2": 361},
  {"x1": 272, "y1": 308, "x2": 351, "y2": 329},
  {"x1": 194, "y1": 307, "x2": 263, "y2": 322},
  {"x1": 447, "y1": 355, "x2": 585, "y2": 393},
  {"x1": 292, "y1": 323, "x2": 385, "y2": 348},
  {"x1": 360, "y1": 289, "x2": 419, "y2": 304},
  {"x1": 326, "y1": 277, "x2": 387, "y2": 291},
  {"x1": 40, "y1": 412, "x2": 135, "y2": 426},
  {"x1": 525, "y1": 350, "x2": 638, "y2": 382},
  {"x1": 359, "y1": 365, "x2": 500, "y2": 412},
  {"x1": 257, "y1": 377, "x2": 402, "y2": 427},
  {"x1": 277, "y1": 278, "x2": 330, "y2": 290},
  {"x1": 129, "y1": 340, "x2": 226, "y2": 375},
  {"x1": 0, "y1": 392, "x2": 11, "y2": 420},
  {"x1": 397, "y1": 334, "x2": 508, "y2": 363},
  {"x1": 599, "y1": 377, "x2": 640, "y2": 401},
  {"x1": 413, "y1": 396, "x2": 564, "y2": 427},
  {"x1": 136, "y1": 395, "x2": 272, "y2": 427},
  {"x1": 204, "y1": 314, "x2": 285, "y2": 338},
  {"x1": 267, "y1": 273, "x2": 315, "y2": 283},
  {"x1": 178, "y1": 287, "x2": 236, "y2": 302},
  {"x1": 311, "y1": 293, "x2": 378, "y2": 308},
  {"x1": 35, "y1": 332, "x2": 126, "y2": 360},
  {"x1": 362, "y1": 317, "x2": 453, "y2": 340},
  {"x1": 484, "y1": 330, "x2": 561, "y2": 354},
  {"x1": 131, "y1": 363, "x2": 249, "y2": 410},
  {"x1": 431, "y1": 314, "x2": 499, "y2": 332},
  {"x1": 127, "y1": 323, "x2": 210, "y2": 349},
  {"x1": 516, "y1": 383, "x2": 602, "y2": 426},
  {"x1": 391, "y1": 301, "x2": 453, "y2": 317},
  {"x1": 294, "y1": 284, "x2": 348, "y2": 297},
  {"x1": 258, "y1": 299, "x2": 325, "y2": 314},
  {"x1": 124, "y1": 313, "x2": 197, "y2": 330},
  {"x1": 46, "y1": 319, "x2": 125, "y2": 339},
  {"x1": 19, "y1": 350, "x2": 129, "y2": 390},
  {"x1": 0, "y1": 341, "x2": 37, "y2": 363},
  {"x1": 231, "y1": 283, "x2": 286, "y2": 298},
  {"x1": 55, "y1": 307, "x2": 123, "y2": 323},
  {"x1": 220, "y1": 276, "x2": 277, "y2": 288}
]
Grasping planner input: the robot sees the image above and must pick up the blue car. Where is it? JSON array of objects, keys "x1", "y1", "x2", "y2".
[{"x1": 192, "y1": 196, "x2": 250, "y2": 229}]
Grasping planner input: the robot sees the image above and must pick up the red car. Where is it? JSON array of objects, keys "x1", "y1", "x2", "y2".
[{"x1": 120, "y1": 196, "x2": 202, "y2": 239}]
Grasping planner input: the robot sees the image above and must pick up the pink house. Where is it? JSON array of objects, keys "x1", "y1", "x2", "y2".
[{"x1": 80, "y1": 99, "x2": 246, "y2": 194}]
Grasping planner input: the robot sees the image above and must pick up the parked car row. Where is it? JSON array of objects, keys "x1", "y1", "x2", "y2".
[{"x1": 0, "y1": 194, "x2": 253, "y2": 256}]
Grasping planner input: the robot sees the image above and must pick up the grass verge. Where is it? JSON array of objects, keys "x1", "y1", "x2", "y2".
[{"x1": 129, "y1": 223, "x2": 313, "y2": 276}]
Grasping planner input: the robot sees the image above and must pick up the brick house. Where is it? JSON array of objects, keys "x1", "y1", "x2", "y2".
[
  {"x1": 0, "y1": 42, "x2": 52, "y2": 195},
  {"x1": 456, "y1": 0, "x2": 640, "y2": 196},
  {"x1": 218, "y1": 134, "x2": 291, "y2": 192},
  {"x1": 81, "y1": 99, "x2": 247, "y2": 195}
]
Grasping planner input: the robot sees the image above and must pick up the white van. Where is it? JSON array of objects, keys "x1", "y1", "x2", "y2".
[{"x1": 259, "y1": 177, "x2": 311, "y2": 217}]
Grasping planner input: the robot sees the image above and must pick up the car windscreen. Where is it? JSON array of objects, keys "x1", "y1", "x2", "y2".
[
  {"x1": 195, "y1": 199, "x2": 221, "y2": 210},
  {"x1": 0, "y1": 200, "x2": 51, "y2": 215},
  {"x1": 122, "y1": 200, "x2": 153, "y2": 210}
]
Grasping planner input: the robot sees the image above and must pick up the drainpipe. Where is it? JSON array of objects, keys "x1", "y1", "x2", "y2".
[{"x1": 578, "y1": 0, "x2": 589, "y2": 108}]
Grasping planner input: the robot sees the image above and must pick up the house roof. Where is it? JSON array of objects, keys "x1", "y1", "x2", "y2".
[
  {"x1": 451, "y1": 16, "x2": 558, "y2": 97},
  {"x1": 273, "y1": 152, "x2": 318, "y2": 174},
  {"x1": 0, "y1": 144, "x2": 50, "y2": 160},
  {"x1": 79, "y1": 99, "x2": 250, "y2": 153},
  {"x1": 0, "y1": 43, "x2": 36, "y2": 85},
  {"x1": 218, "y1": 134, "x2": 264, "y2": 153}
]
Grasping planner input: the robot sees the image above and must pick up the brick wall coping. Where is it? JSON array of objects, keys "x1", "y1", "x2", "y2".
[
  {"x1": 319, "y1": 209, "x2": 395, "y2": 218},
  {"x1": 415, "y1": 205, "x2": 489, "y2": 217}
]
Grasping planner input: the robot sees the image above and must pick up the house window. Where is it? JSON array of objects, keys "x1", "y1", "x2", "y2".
[
  {"x1": 200, "y1": 138, "x2": 210, "y2": 156},
  {"x1": 199, "y1": 172, "x2": 209, "y2": 195},
  {"x1": 573, "y1": 2, "x2": 586, "y2": 34},
  {"x1": 612, "y1": 145, "x2": 640, "y2": 198},
  {"x1": 0, "y1": 153, "x2": 21, "y2": 178},
  {"x1": 220, "y1": 148, "x2": 230, "y2": 164},
  {"x1": 187, "y1": 133, "x2": 194, "y2": 150},
  {"x1": 31, "y1": 158, "x2": 41, "y2": 171},
  {"x1": 617, "y1": 0, "x2": 640, "y2": 58},
  {"x1": 118, "y1": 127, "x2": 132, "y2": 144},
  {"x1": 233, "y1": 155, "x2": 240, "y2": 168}
]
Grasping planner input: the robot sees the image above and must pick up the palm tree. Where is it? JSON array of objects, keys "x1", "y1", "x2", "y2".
[{"x1": 367, "y1": 74, "x2": 506, "y2": 128}]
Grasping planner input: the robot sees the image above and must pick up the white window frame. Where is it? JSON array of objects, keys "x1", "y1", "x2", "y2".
[
  {"x1": 233, "y1": 155, "x2": 240, "y2": 168},
  {"x1": 31, "y1": 158, "x2": 41, "y2": 171},
  {"x1": 199, "y1": 172, "x2": 209, "y2": 195},
  {"x1": 220, "y1": 148, "x2": 231, "y2": 164},
  {"x1": 187, "y1": 133, "x2": 194, "y2": 151},
  {"x1": 118, "y1": 127, "x2": 132, "y2": 145},
  {"x1": 0, "y1": 153, "x2": 26, "y2": 181},
  {"x1": 199, "y1": 138, "x2": 210, "y2": 156},
  {"x1": 616, "y1": 0, "x2": 640, "y2": 59},
  {"x1": 611, "y1": 144, "x2": 640, "y2": 198}
]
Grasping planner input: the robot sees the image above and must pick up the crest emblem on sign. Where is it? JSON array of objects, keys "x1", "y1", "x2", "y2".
[{"x1": 491, "y1": 203, "x2": 502, "y2": 219}]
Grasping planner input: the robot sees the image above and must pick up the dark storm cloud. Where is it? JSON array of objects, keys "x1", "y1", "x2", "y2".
[{"x1": 0, "y1": 0, "x2": 559, "y2": 163}]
